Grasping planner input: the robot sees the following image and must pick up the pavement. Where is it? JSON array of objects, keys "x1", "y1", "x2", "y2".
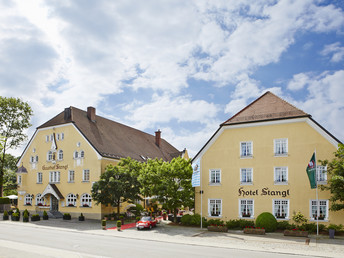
[{"x1": 1, "y1": 216, "x2": 343, "y2": 257}]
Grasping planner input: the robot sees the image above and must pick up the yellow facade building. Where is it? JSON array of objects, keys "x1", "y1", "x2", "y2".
[
  {"x1": 193, "y1": 92, "x2": 344, "y2": 225},
  {"x1": 16, "y1": 106, "x2": 186, "y2": 219}
]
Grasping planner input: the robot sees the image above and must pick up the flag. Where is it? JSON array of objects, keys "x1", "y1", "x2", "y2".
[
  {"x1": 306, "y1": 152, "x2": 317, "y2": 189},
  {"x1": 192, "y1": 158, "x2": 200, "y2": 187}
]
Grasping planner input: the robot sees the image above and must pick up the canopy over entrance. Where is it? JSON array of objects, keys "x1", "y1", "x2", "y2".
[{"x1": 41, "y1": 184, "x2": 64, "y2": 200}]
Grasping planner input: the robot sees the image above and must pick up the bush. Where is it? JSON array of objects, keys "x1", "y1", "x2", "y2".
[
  {"x1": 3, "y1": 210, "x2": 9, "y2": 220},
  {"x1": 255, "y1": 212, "x2": 277, "y2": 232},
  {"x1": 0, "y1": 197, "x2": 10, "y2": 204},
  {"x1": 11, "y1": 212, "x2": 20, "y2": 221},
  {"x1": 206, "y1": 218, "x2": 225, "y2": 227},
  {"x1": 117, "y1": 220, "x2": 122, "y2": 228},
  {"x1": 238, "y1": 219, "x2": 254, "y2": 229},
  {"x1": 276, "y1": 221, "x2": 291, "y2": 230},
  {"x1": 328, "y1": 224, "x2": 343, "y2": 231},
  {"x1": 23, "y1": 213, "x2": 29, "y2": 222},
  {"x1": 31, "y1": 214, "x2": 40, "y2": 221},
  {"x1": 23, "y1": 209, "x2": 29, "y2": 217},
  {"x1": 180, "y1": 214, "x2": 193, "y2": 225},
  {"x1": 43, "y1": 210, "x2": 49, "y2": 220},
  {"x1": 63, "y1": 213, "x2": 71, "y2": 220},
  {"x1": 79, "y1": 213, "x2": 85, "y2": 221}
]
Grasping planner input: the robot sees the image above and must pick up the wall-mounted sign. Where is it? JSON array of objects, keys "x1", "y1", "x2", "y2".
[
  {"x1": 42, "y1": 164, "x2": 68, "y2": 170},
  {"x1": 238, "y1": 187, "x2": 290, "y2": 198}
]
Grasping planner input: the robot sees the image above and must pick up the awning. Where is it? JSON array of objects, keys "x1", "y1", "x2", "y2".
[
  {"x1": 5, "y1": 195, "x2": 18, "y2": 199},
  {"x1": 41, "y1": 184, "x2": 64, "y2": 200},
  {"x1": 16, "y1": 165, "x2": 28, "y2": 173}
]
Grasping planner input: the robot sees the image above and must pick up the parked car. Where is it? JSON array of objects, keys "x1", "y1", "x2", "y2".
[{"x1": 136, "y1": 216, "x2": 157, "y2": 230}]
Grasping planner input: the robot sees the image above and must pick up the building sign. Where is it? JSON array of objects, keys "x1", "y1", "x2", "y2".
[
  {"x1": 42, "y1": 164, "x2": 68, "y2": 170},
  {"x1": 238, "y1": 187, "x2": 290, "y2": 198},
  {"x1": 191, "y1": 159, "x2": 201, "y2": 187}
]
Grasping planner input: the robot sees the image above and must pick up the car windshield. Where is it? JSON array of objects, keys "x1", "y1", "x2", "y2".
[{"x1": 141, "y1": 217, "x2": 152, "y2": 222}]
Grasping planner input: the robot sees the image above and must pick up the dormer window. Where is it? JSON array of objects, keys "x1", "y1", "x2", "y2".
[{"x1": 58, "y1": 150, "x2": 63, "y2": 160}]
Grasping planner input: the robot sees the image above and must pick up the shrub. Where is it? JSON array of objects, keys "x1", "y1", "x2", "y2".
[
  {"x1": 43, "y1": 210, "x2": 49, "y2": 220},
  {"x1": 292, "y1": 211, "x2": 308, "y2": 225},
  {"x1": 23, "y1": 209, "x2": 29, "y2": 217},
  {"x1": 299, "y1": 223, "x2": 327, "y2": 233},
  {"x1": 181, "y1": 214, "x2": 193, "y2": 226},
  {"x1": 31, "y1": 214, "x2": 40, "y2": 221},
  {"x1": 328, "y1": 224, "x2": 343, "y2": 231},
  {"x1": 276, "y1": 221, "x2": 291, "y2": 230},
  {"x1": 23, "y1": 213, "x2": 29, "y2": 222},
  {"x1": 226, "y1": 219, "x2": 240, "y2": 229},
  {"x1": 117, "y1": 220, "x2": 122, "y2": 228},
  {"x1": 238, "y1": 219, "x2": 254, "y2": 229},
  {"x1": 255, "y1": 212, "x2": 277, "y2": 232},
  {"x1": 63, "y1": 213, "x2": 71, "y2": 220},
  {"x1": 206, "y1": 218, "x2": 225, "y2": 227},
  {"x1": 0, "y1": 197, "x2": 10, "y2": 204},
  {"x1": 11, "y1": 212, "x2": 20, "y2": 221},
  {"x1": 79, "y1": 213, "x2": 85, "y2": 221},
  {"x1": 3, "y1": 210, "x2": 9, "y2": 220}
]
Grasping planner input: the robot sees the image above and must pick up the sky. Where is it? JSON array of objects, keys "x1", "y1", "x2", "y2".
[{"x1": 1, "y1": 0, "x2": 343, "y2": 158}]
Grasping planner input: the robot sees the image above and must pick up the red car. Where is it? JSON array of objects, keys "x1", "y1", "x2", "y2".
[{"x1": 136, "y1": 216, "x2": 157, "y2": 230}]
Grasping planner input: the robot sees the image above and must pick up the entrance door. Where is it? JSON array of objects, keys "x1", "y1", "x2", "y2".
[{"x1": 51, "y1": 195, "x2": 59, "y2": 212}]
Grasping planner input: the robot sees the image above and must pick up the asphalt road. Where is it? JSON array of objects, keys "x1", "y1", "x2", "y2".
[{"x1": 0, "y1": 223, "x2": 310, "y2": 258}]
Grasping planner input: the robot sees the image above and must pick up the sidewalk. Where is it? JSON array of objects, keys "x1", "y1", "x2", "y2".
[{"x1": 1, "y1": 217, "x2": 343, "y2": 257}]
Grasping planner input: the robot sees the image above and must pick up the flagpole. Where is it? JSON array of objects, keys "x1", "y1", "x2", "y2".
[
  {"x1": 200, "y1": 159, "x2": 203, "y2": 229},
  {"x1": 315, "y1": 149, "x2": 319, "y2": 236}
]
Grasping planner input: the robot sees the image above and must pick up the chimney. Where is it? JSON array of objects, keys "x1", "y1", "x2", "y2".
[
  {"x1": 64, "y1": 107, "x2": 71, "y2": 120},
  {"x1": 155, "y1": 130, "x2": 161, "y2": 147},
  {"x1": 87, "y1": 107, "x2": 96, "y2": 122}
]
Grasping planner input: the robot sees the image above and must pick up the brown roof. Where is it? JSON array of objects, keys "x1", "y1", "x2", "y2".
[
  {"x1": 222, "y1": 91, "x2": 309, "y2": 125},
  {"x1": 38, "y1": 107, "x2": 181, "y2": 162}
]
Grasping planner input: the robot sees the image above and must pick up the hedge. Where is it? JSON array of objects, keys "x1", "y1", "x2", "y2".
[{"x1": 0, "y1": 197, "x2": 10, "y2": 204}]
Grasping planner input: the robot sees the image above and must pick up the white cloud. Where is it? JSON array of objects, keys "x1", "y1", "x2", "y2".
[
  {"x1": 287, "y1": 73, "x2": 310, "y2": 91},
  {"x1": 321, "y1": 42, "x2": 344, "y2": 63}
]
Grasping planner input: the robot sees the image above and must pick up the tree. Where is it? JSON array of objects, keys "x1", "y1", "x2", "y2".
[
  {"x1": 320, "y1": 143, "x2": 344, "y2": 211},
  {"x1": 91, "y1": 157, "x2": 142, "y2": 216},
  {"x1": 0, "y1": 97, "x2": 33, "y2": 197},
  {"x1": 3, "y1": 153, "x2": 19, "y2": 196},
  {"x1": 139, "y1": 157, "x2": 194, "y2": 222}
]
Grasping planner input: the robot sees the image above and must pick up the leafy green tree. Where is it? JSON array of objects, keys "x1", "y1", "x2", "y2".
[
  {"x1": 0, "y1": 97, "x2": 33, "y2": 196},
  {"x1": 139, "y1": 157, "x2": 194, "y2": 222},
  {"x1": 320, "y1": 143, "x2": 344, "y2": 211},
  {"x1": 91, "y1": 157, "x2": 142, "y2": 216},
  {"x1": 3, "y1": 154, "x2": 19, "y2": 196}
]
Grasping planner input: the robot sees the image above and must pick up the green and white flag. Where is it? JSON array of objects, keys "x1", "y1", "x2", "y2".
[{"x1": 306, "y1": 152, "x2": 317, "y2": 189}]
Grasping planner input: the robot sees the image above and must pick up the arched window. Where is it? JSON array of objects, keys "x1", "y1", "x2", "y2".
[
  {"x1": 47, "y1": 151, "x2": 53, "y2": 161},
  {"x1": 25, "y1": 194, "x2": 32, "y2": 206},
  {"x1": 81, "y1": 193, "x2": 92, "y2": 207},
  {"x1": 36, "y1": 193, "x2": 45, "y2": 206},
  {"x1": 58, "y1": 150, "x2": 63, "y2": 160},
  {"x1": 74, "y1": 151, "x2": 78, "y2": 159},
  {"x1": 67, "y1": 193, "x2": 77, "y2": 207},
  {"x1": 80, "y1": 150, "x2": 85, "y2": 158}
]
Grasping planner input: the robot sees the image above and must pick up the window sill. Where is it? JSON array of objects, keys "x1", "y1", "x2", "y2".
[
  {"x1": 49, "y1": 182, "x2": 60, "y2": 184},
  {"x1": 240, "y1": 216, "x2": 254, "y2": 219},
  {"x1": 80, "y1": 206, "x2": 91, "y2": 208},
  {"x1": 67, "y1": 205, "x2": 76, "y2": 208},
  {"x1": 209, "y1": 183, "x2": 221, "y2": 186},
  {"x1": 240, "y1": 182, "x2": 253, "y2": 185},
  {"x1": 311, "y1": 219, "x2": 328, "y2": 222},
  {"x1": 274, "y1": 182, "x2": 288, "y2": 185},
  {"x1": 82, "y1": 181, "x2": 90, "y2": 183},
  {"x1": 36, "y1": 182, "x2": 42, "y2": 184},
  {"x1": 209, "y1": 215, "x2": 222, "y2": 218},
  {"x1": 276, "y1": 217, "x2": 289, "y2": 220},
  {"x1": 240, "y1": 155, "x2": 253, "y2": 159},
  {"x1": 274, "y1": 153, "x2": 288, "y2": 157},
  {"x1": 317, "y1": 181, "x2": 327, "y2": 185},
  {"x1": 68, "y1": 181, "x2": 75, "y2": 183}
]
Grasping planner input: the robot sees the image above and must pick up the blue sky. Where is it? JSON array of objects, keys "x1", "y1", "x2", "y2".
[{"x1": 1, "y1": 0, "x2": 343, "y2": 158}]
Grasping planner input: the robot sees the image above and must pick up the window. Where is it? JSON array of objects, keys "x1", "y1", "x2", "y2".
[
  {"x1": 46, "y1": 135, "x2": 49, "y2": 142},
  {"x1": 50, "y1": 134, "x2": 54, "y2": 141},
  {"x1": 36, "y1": 193, "x2": 45, "y2": 206},
  {"x1": 49, "y1": 171, "x2": 60, "y2": 183},
  {"x1": 317, "y1": 166, "x2": 327, "y2": 184},
  {"x1": 240, "y1": 199, "x2": 253, "y2": 218},
  {"x1": 209, "y1": 199, "x2": 222, "y2": 217},
  {"x1": 74, "y1": 151, "x2": 79, "y2": 159},
  {"x1": 274, "y1": 167, "x2": 288, "y2": 184},
  {"x1": 25, "y1": 194, "x2": 32, "y2": 206},
  {"x1": 81, "y1": 193, "x2": 92, "y2": 207},
  {"x1": 58, "y1": 150, "x2": 63, "y2": 160},
  {"x1": 17, "y1": 175, "x2": 22, "y2": 185},
  {"x1": 47, "y1": 151, "x2": 53, "y2": 161},
  {"x1": 37, "y1": 172, "x2": 43, "y2": 183},
  {"x1": 241, "y1": 141, "x2": 252, "y2": 157},
  {"x1": 274, "y1": 199, "x2": 289, "y2": 219},
  {"x1": 80, "y1": 150, "x2": 85, "y2": 158},
  {"x1": 311, "y1": 200, "x2": 328, "y2": 220},
  {"x1": 240, "y1": 168, "x2": 253, "y2": 184},
  {"x1": 57, "y1": 133, "x2": 60, "y2": 141},
  {"x1": 274, "y1": 138, "x2": 288, "y2": 156},
  {"x1": 61, "y1": 133, "x2": 64, "y2": 140},
  {"x1": 68, "y1": 170, "x2": 75, "y2": 183},
  {"x1": 67, "y1": 193, "x2": 77, "y2": 207},
  {"x1": 83, "y1": 169, "x2": 90, "y2": 182},
  {"x1": 209, "y1": 169, "x2": 221, "y2": 184}
]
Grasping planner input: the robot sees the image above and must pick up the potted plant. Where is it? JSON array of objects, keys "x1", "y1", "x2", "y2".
[
  {"x1": 328, "y1": 224, "x2": 341, "y2": 239},
  {"x1": 31, "y1": 214, "x2": 40, "y2": 221},
  {"x1": 63, "y1": 213, "x2": 71, "y2": 220},
  {"x1": 11, "y1": 212, "x2": 20, "y2": 221},
  {"x1": 3, "y1": 210, "x2": 9, "y2": 220},
  {"x1": 79, "y1": 213, "x2": 85, "y2": 221},
  {"x1": 23, "y1": 213, "x2": 29, "y2": 222},
  {"x1": 284, "y1": 228, "x2": 308, "y2": 237},
  {"x1": 43, "y1": 210, "x2": 49, "y2": 220},
  {"x1": 117, "y1": 220, "x2": 122, "y2": 231},
  {"x1": 207, "y1": 224, "x2": 228, "y2": 232},
  {"x1": 244, "y1": 226, "x2": 266, "y2": 235},
  {"x1": 119, "y1": 215, "x2": 124, "y2": 225},
  {"x1": 101, "y1": 219, "x2": 106, "y2": 230}
]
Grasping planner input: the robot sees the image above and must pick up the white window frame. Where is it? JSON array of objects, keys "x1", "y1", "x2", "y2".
[
  {"x1": 74, "y1": 151, "x2": 79, "y2": 159},
  {"x1": 49, "y1": 171, "x2": 60, "y2": 183},
  {"x1": 209, "y1": 169, "x2": 221, "y2": 185},
  {"x1": 46, "y1": 135, "x2": 49, "y2": 142},
  {"x1": 61, "y1": 133, "x2": 64, "y2": 140},
  {"x1": 273, "y1": 199, "x2": 289, "y2": 220},
  {"x1": 47, "y1": 151, "x2": 53, "y2": 162},
  {"x1": 208, "y1": 199, "x2": 222, "y2": 217},
  {"x1": 80, "y1": 150, "x2": 85, "y2": 158},
  {"x1": 240, "y1": 141, "x2": 253, "y2": 158},
  {"x1": 274, "y1": 167, "x2": 288, "y2": 185},
  {"x1": 310, "y1": 200, "x2": 329, "y2": 221},
  {"x1": 274, "y1": 138, "x2": 288, "y2": 156},
  {"x1": 24, "y1": 194, "x2": 32, "y2": 206},
  {"x1": 81, "y1": 193, "x2": 92, "y2": 207},
  {"x1": 240, "y1": 168, "x2": 253, "y2": 185},
  {"x1": 83, "y1": 169, "x2": 90, "y2": 182},
  {"x1": 17, "y1": 175, "x2": 22, "y2": 185},
  {"x1": 239, "y1": 199, "x2": 254, "y2": 218},
  {"x1": 35, "y1": 193, "x2": 45, "y2": 206},
  {"x1": 67, "y1": 193, "x2": 77, "y2": 207},
  {"x1": 37, "y1": 172, "x2": 43, "y2": 184},
  {"x1": 58, "y1": 150, "x2": 63, "y2": 160},
  {"x1": 68, "y1": 170, "x2": 75, "y2": 183},
  {"x1": 316, "y1": 165, "x2": 327, "y2": 185}
]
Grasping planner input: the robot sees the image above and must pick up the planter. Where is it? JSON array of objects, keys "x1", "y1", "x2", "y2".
[
  {"x1": 101, "y1": 220, "x2": 106, "y2": 230},
  {"x1": 43, "y1": 215, "x2": 49, "y2": 220},
  {"x1": 207, "y1": 226, "x2": 228, "y2": 232},
  {"x1": 283, "y1": 230, "x2": 308, "y2": 237},
  {"x1": 3, "y1": 215, "x2": 9, "y2": 220},
  {"x1": 79, "y1": 216, "x2": 85, "y2": 221},
  {"x1": 329, "y1": 229, "x2": 335, "y2": 239},
  {"x1": 244, "y1": 228, "x2": 266, "y2": 235}
]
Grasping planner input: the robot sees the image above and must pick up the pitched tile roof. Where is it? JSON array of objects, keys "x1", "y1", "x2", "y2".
[
  {"x1": 222, "y1": 91, "x2": 309, "y2": 125},
  {"x1": 38, "y1": 107, "x2": 181, "y2": 162}
]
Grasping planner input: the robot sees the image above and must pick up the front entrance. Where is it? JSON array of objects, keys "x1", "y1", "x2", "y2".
[{"x1": 51, "y1": 195, "x2": 59, "y2": 212}]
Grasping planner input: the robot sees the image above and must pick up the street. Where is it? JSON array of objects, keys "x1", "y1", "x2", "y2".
[{"x1": 0, "y1": 223, "x2": 309, "y2": 258}]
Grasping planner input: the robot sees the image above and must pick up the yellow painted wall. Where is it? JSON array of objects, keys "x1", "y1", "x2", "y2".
[{"x1": 195, "y1": 119, "x2": 344, "y2": 225}]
